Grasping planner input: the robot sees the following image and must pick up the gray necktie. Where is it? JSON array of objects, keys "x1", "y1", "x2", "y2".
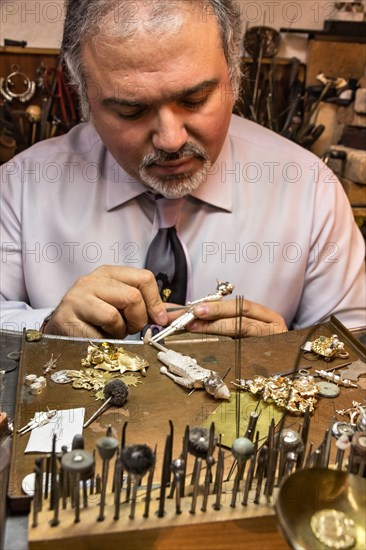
[{"x1": 144, "y1": 196, "x2": 187, "y2": 304}]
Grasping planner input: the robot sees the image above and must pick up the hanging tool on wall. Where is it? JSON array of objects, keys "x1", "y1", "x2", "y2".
[
  {"x1": 243, "y1": 23, "x2": 281, "y2": 124},
  {"x1": 39, "y1": 61, "x2": 78, "y2": 141}
]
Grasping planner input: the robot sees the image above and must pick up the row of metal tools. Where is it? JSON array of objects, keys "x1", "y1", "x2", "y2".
[{"x1": 29, "y1": 403, "x2": 366, "y2": 531}]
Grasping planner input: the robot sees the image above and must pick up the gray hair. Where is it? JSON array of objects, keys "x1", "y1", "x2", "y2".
[{"x1": 62, "y1": 0, "x2": 243, "y2": 119}]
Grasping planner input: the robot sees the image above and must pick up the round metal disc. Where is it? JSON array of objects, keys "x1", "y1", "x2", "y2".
[
  {"x1": 317, "y1": 381, "x2": 340, "y2": 398},
  {"x1": 311, "y1": 509, "x2": 356, "y2": 549},
  {"x1": 50, "y1": 370, "x2": 72, "y2": 384},
  {"x1": 332, "y1": 421, "x2": 355, "y2": 439},
  {"x1": 21, "y1": 473, "x2": 50, "y2": 496},
  {"x1": 61, "y1": 450, "x2": 94, "y2": 477}
]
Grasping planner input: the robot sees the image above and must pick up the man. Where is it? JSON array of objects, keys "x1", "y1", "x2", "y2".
[{"x1": 1, "y1": 0, "x2": 365, "y2": 340}]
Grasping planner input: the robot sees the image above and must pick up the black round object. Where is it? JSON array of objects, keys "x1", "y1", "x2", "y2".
[
  {"x1": 120, "y1": 444, "x2": 155, "y2": 476},
  {"x1": 188, "y1": 427, "x2": 210, "y2": 458},
  {"x1": 103, "y1": 379, "x2": 128, "y2": 407}
]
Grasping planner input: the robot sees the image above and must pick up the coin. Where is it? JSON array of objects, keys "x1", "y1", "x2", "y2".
[
  {"x1": 311, "y1": 509, "x2": 356, "y2": 549},
  {"x1": 317, "y1": 381, "x2": 341, "y2": 398}
]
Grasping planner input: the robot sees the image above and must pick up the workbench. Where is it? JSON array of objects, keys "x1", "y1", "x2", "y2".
[{"x1": 1, "y1": 319, "x2": 365, "y2": 550}]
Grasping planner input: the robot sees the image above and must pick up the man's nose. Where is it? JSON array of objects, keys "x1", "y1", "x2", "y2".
[{"x1": 151, "y1": 107, "x2": 189, "y2": 152}]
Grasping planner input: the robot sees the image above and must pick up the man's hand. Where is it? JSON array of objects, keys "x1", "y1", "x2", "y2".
[
  {"x1": 167, "y1": 298, "x2": 287, "y2": 338},
  {"x1": 43, "y1": 266, "x2": 168, "y2": 339}
]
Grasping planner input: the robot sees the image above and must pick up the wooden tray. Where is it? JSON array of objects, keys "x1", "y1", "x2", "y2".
[{"x1": 7, "y1": 320, "x2": 366, "y2": 549}]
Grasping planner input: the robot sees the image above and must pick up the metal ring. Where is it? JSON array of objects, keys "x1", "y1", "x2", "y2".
[{"x1": 4, "y1": 70, "x2": 35, "y2": 102}]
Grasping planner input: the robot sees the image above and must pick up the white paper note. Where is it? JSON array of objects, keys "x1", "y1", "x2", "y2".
[{"x1": 24, "y1": 408, "x2": 85, "y2": 453}]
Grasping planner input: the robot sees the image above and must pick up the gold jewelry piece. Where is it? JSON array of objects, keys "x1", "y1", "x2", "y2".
[
  {"x1": 310, "y1": 509, "x2": 356, "y2": 549},
  {"x1": 25, "y1": 330, "x2": 42, "y2": 342},
  {"x1": 303, "y1": 334, "x2": 349, "y2": 361},
  {"x1": 162, "y1": 288, "x2": 172, "y2": 302},
  {"x1": 52, "y1": 368, "x2": 141, "y2": 401},
  {"x1": 233, "y1": 374, "x2": 319, "y2": 414},
  {"x1": 81, "y1": 341, "x2": 149, "y2": 375}
]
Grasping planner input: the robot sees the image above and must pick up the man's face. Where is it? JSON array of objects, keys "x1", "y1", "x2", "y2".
[{"x1": 82, "y1": 9, "x2": 235, "y2": 198}]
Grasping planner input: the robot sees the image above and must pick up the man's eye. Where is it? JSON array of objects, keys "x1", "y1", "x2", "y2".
[
  {"x1": 116, "y1": 108, "x2": 146, "y2": 120},
  {"x1": 182, "y1": 96, "x2": 208, "y2": 109}
]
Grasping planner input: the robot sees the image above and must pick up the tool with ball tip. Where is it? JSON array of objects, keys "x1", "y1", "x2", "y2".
[
  {"x1": 230, "y1": 437, "x2": 254, "y2": 508},
  {"x1": 83, "y1": 379, "x2": 128, "y2": 429},
  {"x1": 120, "y1": 444, "x2": 155, "y2": 520},
  {"x1": 187, "y1": 427, "x2": 210, "y2": 515}
]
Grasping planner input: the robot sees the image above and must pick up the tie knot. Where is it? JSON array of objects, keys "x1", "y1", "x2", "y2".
[{"x1": 155, "y1": 197, "x2": 184, "y2": 229}]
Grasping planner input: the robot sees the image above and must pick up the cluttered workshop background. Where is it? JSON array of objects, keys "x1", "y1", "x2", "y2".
[{"x1": 1, "y1": 0, "x2": 365, "y2": 234}]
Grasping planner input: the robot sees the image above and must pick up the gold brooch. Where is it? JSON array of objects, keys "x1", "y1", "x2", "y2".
[{"x1": 302, "y1": 334, "x2": 349, "y2": 361}]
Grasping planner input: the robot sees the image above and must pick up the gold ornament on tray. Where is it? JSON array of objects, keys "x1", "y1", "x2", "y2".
[
  {"x1": 81, "y1": 341, "x2": 149, "y2": 375},
  {"x1": 51, "y1": 368, "x2": 142, "y2": 400},
  {"x1": 233, "y1": 374, "x2": 320, "y2": 414},
  {"x1": 302, "y1": 334, "x2": 349, "y2": 361}
]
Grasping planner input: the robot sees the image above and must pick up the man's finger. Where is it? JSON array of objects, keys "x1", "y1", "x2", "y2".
[
  {"x1": 193, "y1": 298, "x2": 282, "y2": 324},
  {"x1": 188, "y1": 317, "x2": 287, "y2": 338},
  {"x1": 93, "y1": 266, "x2": 168, "y2": 327},
  {"x1": 44, "y1": 311, "x2": 106, "y2": 339}
]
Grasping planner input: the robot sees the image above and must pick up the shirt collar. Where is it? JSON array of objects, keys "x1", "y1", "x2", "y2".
[{"x1": 105, "y1": 132, "x2": 233, "y2": 212}]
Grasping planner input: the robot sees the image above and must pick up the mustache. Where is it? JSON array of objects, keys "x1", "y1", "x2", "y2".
[{"x1": 140, "y1": 142, "x2": 208, "y2": 168}]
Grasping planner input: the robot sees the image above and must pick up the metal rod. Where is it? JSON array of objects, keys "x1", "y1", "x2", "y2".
[
  {"x1": 129, "y1": 475, "x2": 141, "y2": 520},
  {"x1": 74, "y1": 473, "x2": 81, "y2": 523},
  {"x1": 244, "y1": 411, "x2": 260, "y2": 441},
  {"x1": 95, "y1": 473, "x2": 101, "y2": 494},
  {"x1": 157, "y1": 433, "x2": 172, "y2": 517},
  {"x1": 32, "y1": 462, "x2": 41, "y2": 528},
  {"x1": 89, "y1": 450, "x2": 96, "y2": 495},
  {"x1": 242, "y1": 437, "x2": 258, "y2": 506},
  {"x1": 35, "y1": 457, "x2": 43, "y2": 512},
  {"x1": 44, "y1": 455, "x2": 50, "y2": 500},
  {"x1": 297, "y1": 405, "x2": 311, "y2": 469},
  {"x1": 97, "y1": 458, "x2": 109, "y2": 521},
  {"x1": 49, "y1": 434, "x2": 58, "y2": 511},
  {"x1": 113, "y1": 457, "x2": 122, "y2": 520},
  {"x1": 143, "y1": 446, "x2": 156, "y2": 519},
  {"x1": 213, "y1": 448, "x2": 225, "y2": 511},
  {"x1": 180, "y1": 425, "x2": 189, "y2": 498},
  {"x1": 201, "y1": 423, "x2": 216, "y2": 512},
  {"x1": 189, "y1": 457, "x2": 202, "y2": 514},
  {"x1": 50, "y1": 480, "x2": 60, "y2": 527},
  {"x1": 230, "y1": 460, "x2": 245, "y2": 508},
  {"x1": 254, "y1": 445, "x2": 267, "y2": 504},
  {"x1": 83, "y1": 396, "x2": 112, "y2": 429}
]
